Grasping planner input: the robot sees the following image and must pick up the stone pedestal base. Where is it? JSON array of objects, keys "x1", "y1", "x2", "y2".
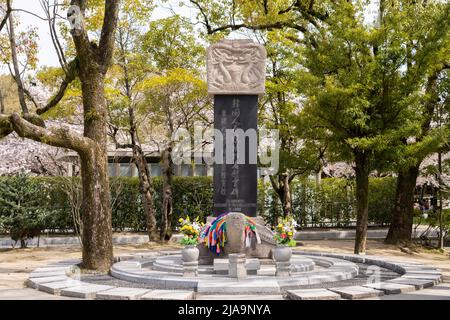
[
  {"x1": 198, "y1": 215, "x2": 276, "y2": 264},
  {"x1": 228, "y1": 254, "x2": 246, "y2": 279},
  {"x1": 276, "y1": 261, "x2": 291, "y2": 277},
  {"x1": 182, "y1": 261, "x2": 198, "y2": 277}
]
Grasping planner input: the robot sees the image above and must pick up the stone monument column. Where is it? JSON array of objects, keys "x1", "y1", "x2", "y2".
[
  {"x1": 206, "y1": 39, "x2": 266, "y2": 218},
  {"x1": 200, "y1": 39, "x2": 274, "y2": 264}
]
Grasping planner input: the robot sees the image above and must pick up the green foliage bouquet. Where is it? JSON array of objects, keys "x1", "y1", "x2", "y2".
[
  {"x1": 178, "y1": 216, "x2": 204, "y2": 246},
  {"x1": 273, "y1": 216, "x2": 297, "y2": 247}
]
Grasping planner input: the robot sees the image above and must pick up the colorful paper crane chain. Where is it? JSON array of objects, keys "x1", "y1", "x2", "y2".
[{"x1": 199, "y1": 212, "x2": 261, "y2": 255}]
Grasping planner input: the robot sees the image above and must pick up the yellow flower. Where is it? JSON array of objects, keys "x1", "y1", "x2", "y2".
[
  {"x1": 277, "y1": 223, "x2": 283, "y2": 228},
  {"x1": 178, "y1": 218, "x2": 183, "y2": 223},
  {"x1": 288, "y1": 232, "x2": 293, "y2": 236}
]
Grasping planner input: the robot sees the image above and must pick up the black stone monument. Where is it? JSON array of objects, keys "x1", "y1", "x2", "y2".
[{"x1": 213, "y1": 95, "x2": 258, "y2": 217}]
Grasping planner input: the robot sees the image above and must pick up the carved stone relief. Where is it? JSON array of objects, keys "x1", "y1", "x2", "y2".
[{"x1": 206, "y1": 39, "x2": 266, "y2": 95}]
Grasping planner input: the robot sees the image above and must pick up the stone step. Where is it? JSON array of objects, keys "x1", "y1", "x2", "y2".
[
  {"x1": 329, "y1": 286, "x2": 384, "y2": 300},
  {"x1": 60, "y1": 284, "x2": 115, "y2": 299},
  {"x1": 285, "y1": 289, "x2": 341, "y2": 300},
  {"x1": 27, "y1": 275, "x2": 70, "y2": 289},
  {"x1": 29, "y1": 270, "x2": 68, "y2": 278},
  {"x1": 140, "y1": 290, "x2": 195, "y2": 300},
  {"x1": 95, "y1": 287, "x2": 151, "y2": 300},
  {"x1": 37, "y1": 279, "x2": 83, "y2": 295},
  {"x1": 197, "y1": 279, "x2": 280, "y2": 295},
  {"x1": 363, "y1": 282, "x2": 416, "y2": 294},
  {"x1": 386, "y1": 278, "x2": 434, "y2": 289},
  {"x1": 195, "y1": 294, "x2": 284, "y2": 300},
  {"x1": 401, "y1": 274, "x2": 442, "y2": 284}
]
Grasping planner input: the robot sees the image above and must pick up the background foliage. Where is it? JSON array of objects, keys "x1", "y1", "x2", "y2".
[{"x1": 0, "y1": 175, "x2": 396, "y2": 234}]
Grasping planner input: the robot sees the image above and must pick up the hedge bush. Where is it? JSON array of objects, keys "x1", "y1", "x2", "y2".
[
  {"x1": 0, "y1": 175, "x2": 396, "y2": 234},
  {"x1": 259, "y1": 177, "x2": 396, "y2": 228}
]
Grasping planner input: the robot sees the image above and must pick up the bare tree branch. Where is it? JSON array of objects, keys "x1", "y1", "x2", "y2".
[
  {"x1": 36, "y1": 59, "x2": 79, "y2": 115},
  {"x1": 39, "y1": 0, "x2": 68, "y2": 72},
  {"x1": 10, "y1": 112, "x2": 92, "y2": 154},
  {"x1": 8, "y1": 5, "x2": 29, "y2": 113},
  {"x1": 0, "y1": 0, "x2": 11, "y2": 32},
  {"x1": 189, "y1": 0, "x2": 327, "y2": 35}
]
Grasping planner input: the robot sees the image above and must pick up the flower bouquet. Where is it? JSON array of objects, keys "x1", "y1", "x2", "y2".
[
  {"x1": 273, "y1": 216, "x2": 297, "y2": 247},
  {"x1": 178, "y1": 216, "x2": 204, "y2": 246}
]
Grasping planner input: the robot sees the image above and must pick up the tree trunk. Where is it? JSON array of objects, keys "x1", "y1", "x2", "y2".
[
  {"x1": 270, "y1": 174, "x2": 293, "y2": 218},
  {"x1": 133, "y1": 146, "x2": 158, "y2": 241},
  {"x1": 78, "y1": 71, "x2": 113, "y2": 271},
  {"x1": 115, "y1": 35, "x2": 158, "y2": 242},
  {"x1": 385, "y1": 165, "x2": 420, "y2": 244},
  {"x1": 315, "y1": 166, "x2": 322, "y2": 188},
  {"x1": 0, "y1": 0, "x2": 119, "y2": 272},
  {"x1": 160, "y1": 146, "x2": 173, "y2": 241},
  {"x1": 0, "y1": 89, "x2": 5, "y2": 114},
  {"x1": 437, "y1": 152, "x2": 444, "y2": 250},
  {"x1": 280, "y1": 175, "x2": 293, "y2": 217},
  {"x1": 354, "y1": 150, "x2": 370, "y2": 254}
]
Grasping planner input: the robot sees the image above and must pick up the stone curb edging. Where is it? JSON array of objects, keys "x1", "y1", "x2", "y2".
[
  {"x1": 286, "y1": 251, "x2": 443, "y2": 299},
  {"x1": 110, "y1": 255, "x2": 359, "y2": 294},
  {"x1": 26, "y1": 251, "x2": 443, "y2": 300}
]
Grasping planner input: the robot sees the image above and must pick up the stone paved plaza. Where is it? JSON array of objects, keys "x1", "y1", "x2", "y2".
[
  {"x1": 1, "y1": 241, "x2": 448, "y2": 300},
  {"x1": 20, "y1": 249, "x2": 449, "y2": 300}
]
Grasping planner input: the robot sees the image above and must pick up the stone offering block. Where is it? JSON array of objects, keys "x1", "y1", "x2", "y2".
[
  {"x1": 228, "y1": 254, "x2": 247, "y2": 279},
  {"x1": 213, "y1": 258, "x2": 261, "y2": 275}
]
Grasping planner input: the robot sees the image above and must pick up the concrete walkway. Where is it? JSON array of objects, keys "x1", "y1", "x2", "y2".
[
  {"x1": 197, "y1": 283, "x2": 450, "y2": 300},
  {"x1": 0, "y1": 288, "x2": 79, "y2": 300},
  {"x1": 1, "y1": 241, "x2": 448, "y2": 300},
  {"x1": 1, "y1": 282, "x2": 449, "y2": 300}
]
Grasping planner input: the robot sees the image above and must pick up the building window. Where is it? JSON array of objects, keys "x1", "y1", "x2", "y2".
[
  {"x1": 181, "y1": 164, "x2": 193, "y2": 177},
  {"x1": 119, "y1": 163, "x2": 132, "y2": 177},
  {"x1": 194, "y1": 164, "x2": 207, "y2": 176},
  {"x1": 149, "y1": 163, "x2": 162, "y2": 177},
  {"x1": 132, "y1": 165, "x2": 138, "y2": 177},
  {"x1": 108, "y1": 163, "x2": 117, "y2": 177}
]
